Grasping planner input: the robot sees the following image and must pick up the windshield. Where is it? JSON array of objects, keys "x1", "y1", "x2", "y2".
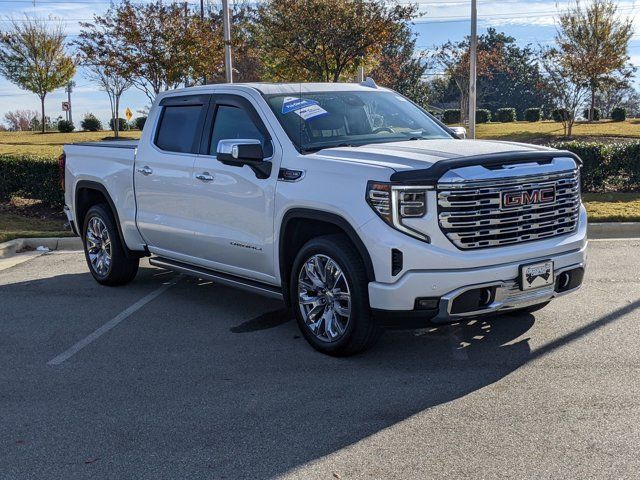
[{"x1": 264, "y1": 90, "x2": 452, "y2": 153}]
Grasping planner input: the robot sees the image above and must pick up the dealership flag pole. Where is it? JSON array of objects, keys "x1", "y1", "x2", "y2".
[
  {"x1": 222, "y1": 0, "x2": 233, "y2": 83},
  {"x1": 469, "y1": 0, "x2": 477, "y2": 139}
]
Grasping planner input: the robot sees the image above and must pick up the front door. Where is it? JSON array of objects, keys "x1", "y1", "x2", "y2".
[{"x1": 189, "y1": 94, "x2": 280, "y2": 283}]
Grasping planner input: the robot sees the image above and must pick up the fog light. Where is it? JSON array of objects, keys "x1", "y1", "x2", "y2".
[{"x1": 415, "y1": 297, "x2": 439, "y2": 310}]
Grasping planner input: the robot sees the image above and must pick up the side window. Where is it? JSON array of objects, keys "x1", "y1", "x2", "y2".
[
  {"x1": 209, "y1": 105, "x2": 270, "y2": 156},
  {"x1": 155, "y1": 105, "x2": 204, "y2": 153}
]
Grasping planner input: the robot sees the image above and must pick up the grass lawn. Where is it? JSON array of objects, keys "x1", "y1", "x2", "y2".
[
  {"x1": 474, "y1": 119, "x2": 640, "y2": 143},
  {"x1": 1, "y1": 120, "x2": 640, "y2": 157},
  {"x1": 583, "y1": 193, "x2": 640, "y2": 223},
  {"x1": 0, "y1": 130, "x2": 141, "y2": 157},
  {"x1": 0, "y1": 211, "x2": 72, "y2": 244}
]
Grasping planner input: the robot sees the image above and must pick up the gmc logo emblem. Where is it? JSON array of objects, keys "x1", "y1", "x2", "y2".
[{"x1": 501, "y1": 187, "x2": 556, "y2": 209}]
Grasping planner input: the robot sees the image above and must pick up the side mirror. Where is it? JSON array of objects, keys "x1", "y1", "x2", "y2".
[
  {"x1": 217, "y1": 139, "x2": 264, "y2": 162},
  {"x1": 216, "y1": 139, "x2": 271, "y2": 179},
  {"x1": 451, "y1": 126, "x2": 467, "y2": 139}
]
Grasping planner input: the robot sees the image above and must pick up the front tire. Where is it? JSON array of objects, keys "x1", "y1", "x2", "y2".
[
  {"x1": 82, "y1": 204, "x2": 139, "y2": 286},
  {"x1": 290, "y1": 235, "x2": 379, "y2": 356}
]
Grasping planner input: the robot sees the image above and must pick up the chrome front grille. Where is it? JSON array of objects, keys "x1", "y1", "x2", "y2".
[{"x1": 437, "y1": 170, "x2": 580, "y2": 249}]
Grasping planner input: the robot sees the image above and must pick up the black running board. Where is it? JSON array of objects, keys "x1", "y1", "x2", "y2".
[{"x1": 149, "y1": 257, "x2": 284, "y2": 300}]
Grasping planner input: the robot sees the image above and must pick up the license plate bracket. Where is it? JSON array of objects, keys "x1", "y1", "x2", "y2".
[{"x1": 519, "y1": 260, "x2": 554, "y2": 291}]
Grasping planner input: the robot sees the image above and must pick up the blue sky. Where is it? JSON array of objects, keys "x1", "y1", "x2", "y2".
[{"x1": 1, "y1": 0, "x2": 639, "y2": 125}]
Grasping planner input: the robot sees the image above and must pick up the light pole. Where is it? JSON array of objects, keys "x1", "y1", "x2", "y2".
[
  {"x1": 65, "y1": 81, "x2": 75, "y2": 124},
  {"x1": 469, "y1": 0, "x2": 477, "y2": 139},
  {"x1": 222, "y1": 0, "x2": 233, "y2": 83}
]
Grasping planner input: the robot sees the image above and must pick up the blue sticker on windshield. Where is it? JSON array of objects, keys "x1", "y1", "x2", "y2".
[{"x1": 282, "y1": 96, "x2": 319, "y2": 114}]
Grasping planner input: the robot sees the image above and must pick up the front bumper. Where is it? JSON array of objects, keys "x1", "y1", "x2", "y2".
[{"x1": 369, "y1": 243, "x2": 586, "y2": 325}]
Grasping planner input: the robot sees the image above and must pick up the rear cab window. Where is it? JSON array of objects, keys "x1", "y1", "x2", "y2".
[{"x1": 154, "y1": 95, "x2": 209, "y2": 153}]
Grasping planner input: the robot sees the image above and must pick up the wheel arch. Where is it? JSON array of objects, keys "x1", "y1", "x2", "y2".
[
  {"x1": 74, "y1": 180, "x2": 143, "y2": 258},
  {"x1": 279, "y1": 208, "x2": 375, "y2": 306}
]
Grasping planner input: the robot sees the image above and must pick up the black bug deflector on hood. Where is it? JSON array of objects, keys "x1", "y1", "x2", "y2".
[{"x1": 389, "y1": 150, "x2": 583, "y2": 186}]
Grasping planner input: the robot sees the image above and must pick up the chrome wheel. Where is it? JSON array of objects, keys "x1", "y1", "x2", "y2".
[
  {"x1": 297, "y1": 254, "x2": 351, "y2": 342},
  {"x1": 85, "y1": 216, "x2": 112, "y2": 277}
]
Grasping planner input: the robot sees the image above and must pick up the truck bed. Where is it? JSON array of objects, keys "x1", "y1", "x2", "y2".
[{"x1": 70, "y1": 140, "x2": 139, "y2": 149}]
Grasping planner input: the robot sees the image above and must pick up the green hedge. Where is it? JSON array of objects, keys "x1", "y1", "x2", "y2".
[
  {"x1": 476, "y1": 109, "x2": 491, "y2": 123},
  {"x1": 611, "y1": 107, "x2": 626, "y2": 122},
  {"x1": 495, "y1": 108, "x2": 516, "y2": 123},
  {"x1": 551, "y1": 108, "x2": 570, "y2": 122},
  {"x1": 0, "y1": 154, "x2": 63, "y2": 207},
  {"x1": 553, "y1": 141, "x2": 640, "y2": 192},
  {"x1": 524, "y1": 108, "x2": 542, "y2": 122},
  {"x1": 443, "y1": 109, "x2": 461, "y2": 124},
  {"x1": 583, "y1": 107, "x2": 601, "y2": 121}
]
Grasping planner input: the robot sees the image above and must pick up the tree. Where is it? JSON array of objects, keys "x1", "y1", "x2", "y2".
[
  {"x1": 254, "y1": 0, "x2": 415, "y2": 82},
  {"x1": 369, "y1": 7, "x2": 431, "y2": 107},
  {"x1": 0, "y1": 17, "x2": 76, "y2": 133},
  {"x1": 3, "y1": 109, "x2": 38, "y2": 131},
  {"x1": 78, "y1": 1, "x2": 257, "y2": 101},
  {"x1": 594, "y1": 80, "x2": 633, "y2": 117},
  {"x1": 436, "y1": 37, "x2": 503, "y2": 124},
  {"x1": 75, "y1": 30, "x2": 134, "y2": 138},
  {"x1": 541, "y1": 48, "x2": 589, "y2": 137},
  {"x1": 556, "y1": 0, "x2": 634, "y2": 121},
  {"x1": 475, "y1": 29, "x2": 553, "y2": 118}
]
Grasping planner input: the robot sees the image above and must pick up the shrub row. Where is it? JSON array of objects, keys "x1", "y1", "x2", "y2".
[
  {"x1": 554, "y1": 141, "x2": 640, "y2": 192},
  {"x1": 442, "y1": 107, "x2": 629, "y2": 125},
  {"x1": 2, "y1": 142, "x2": 638, "y2": 211},
  {"x1": 0, "y1": 154, "x2": 63, "y2": 207},
  {"x1": 442, "y1": 108, "x2": 535, "y2": 124}
]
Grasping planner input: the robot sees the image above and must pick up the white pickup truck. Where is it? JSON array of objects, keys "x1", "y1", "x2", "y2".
[{"x1": 62, "y1": 82, "x2": 587, "y2": 355}]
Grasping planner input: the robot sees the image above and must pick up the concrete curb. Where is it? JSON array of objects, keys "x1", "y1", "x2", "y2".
[
  {"x1": 0, "y1": 237, "x2": 82, "y2": 259},
  {"x1": 0, "y1": 223, "x2": 638, "y2": 259},
  {"x1": 588, "y1": 222, "x2": 640, "y2": 239}
]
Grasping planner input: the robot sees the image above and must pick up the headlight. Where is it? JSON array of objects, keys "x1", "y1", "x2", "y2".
[{"x1": 366, "y1": 181, "x2": 429, "y2": 242}]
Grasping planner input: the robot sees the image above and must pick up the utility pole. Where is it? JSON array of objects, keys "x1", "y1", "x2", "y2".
[
  {"x1": 468, "y1": 0, "x2": 477, "y2": 139},
  {"x1": 65, "y1": 81, "x2": 75, "y2": 124},
  {"x1": 222, "y1": 0, "x2": 233, "y2": 83},
  {"x1": 200, "y1": 0, "x2": 206, "y2": 84}
]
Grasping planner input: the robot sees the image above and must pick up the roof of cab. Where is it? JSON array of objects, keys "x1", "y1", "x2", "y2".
[{"x1": 156, "y1": 82, "x2": 391, "y2": 100}]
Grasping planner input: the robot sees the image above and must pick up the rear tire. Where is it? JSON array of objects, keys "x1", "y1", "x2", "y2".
[
  {"x1": 82, "y1": 204, "x2": 139, "y2": 286},
  {"x1": 290, "y1": 235, "x2": 380, "y2": 356}
]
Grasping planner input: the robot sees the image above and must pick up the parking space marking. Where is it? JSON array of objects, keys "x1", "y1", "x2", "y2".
[{"x1": 47, "y1": 278, "x2": 178, "y2": 366}]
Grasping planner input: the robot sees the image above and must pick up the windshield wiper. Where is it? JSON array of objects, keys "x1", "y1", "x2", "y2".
[{"x1": 300, "y1": 143, "x2": 359, "y2": 153}]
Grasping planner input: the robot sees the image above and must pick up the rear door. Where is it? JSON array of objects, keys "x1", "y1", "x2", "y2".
[
  {"x1": 189, "y1": 94, "x2": 281, "y2": 283},
  {"x1": 134, "y1": 94, "x2": 210, "y2": 255}
]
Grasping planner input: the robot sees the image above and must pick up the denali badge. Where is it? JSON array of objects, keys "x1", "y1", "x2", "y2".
[{"x1": 501, "y1": 187, "x2": 555, "y2": 209}]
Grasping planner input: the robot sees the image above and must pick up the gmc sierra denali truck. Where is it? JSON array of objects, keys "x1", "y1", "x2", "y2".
[{"x1": 61, "y1": 82, "x2": 587, "y2": 355}]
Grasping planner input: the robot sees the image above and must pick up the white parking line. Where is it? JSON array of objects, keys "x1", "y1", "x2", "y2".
[{"x1": 47, "y1": 279, "x2": 177, "y2": 366}]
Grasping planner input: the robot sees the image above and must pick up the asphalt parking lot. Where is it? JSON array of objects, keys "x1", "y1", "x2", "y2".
[{"x1": 1, "y1": 240, "x2": 639, "y2": 479}]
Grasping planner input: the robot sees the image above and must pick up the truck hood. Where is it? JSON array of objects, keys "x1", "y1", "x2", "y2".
[{"x1": 308, "y1": 139, "x2": 554, "y2": 172}]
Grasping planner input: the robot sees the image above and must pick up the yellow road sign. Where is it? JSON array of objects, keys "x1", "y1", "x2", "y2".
[{"x1": 125, "y1": 107, "x2": 133, "y2": 121}]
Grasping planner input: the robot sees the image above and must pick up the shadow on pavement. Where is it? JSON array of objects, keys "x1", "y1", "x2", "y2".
[{"x1": 1, "y1": 266, "x2": 638, "y2": 479}]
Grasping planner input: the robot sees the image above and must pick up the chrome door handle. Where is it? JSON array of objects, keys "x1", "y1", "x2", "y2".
[
  {"x1": 196, "y1": 172, "x2": 215, "y2": 182},
  {"x1": 136, "y1": 166, "x2": 153, "y2": 175}
]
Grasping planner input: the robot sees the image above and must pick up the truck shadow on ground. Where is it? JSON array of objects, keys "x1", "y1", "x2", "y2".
[{"x1": 2, "y1": 266, "x2": 636, "y2": 479}]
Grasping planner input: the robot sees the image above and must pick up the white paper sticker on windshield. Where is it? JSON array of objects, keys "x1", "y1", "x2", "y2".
[
  {"x1": 294, "y1": 104, "x2": 328, "y2": 120},
  {"x1": 281, "y1": 96, "x2": 327, "y2": 120}
]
